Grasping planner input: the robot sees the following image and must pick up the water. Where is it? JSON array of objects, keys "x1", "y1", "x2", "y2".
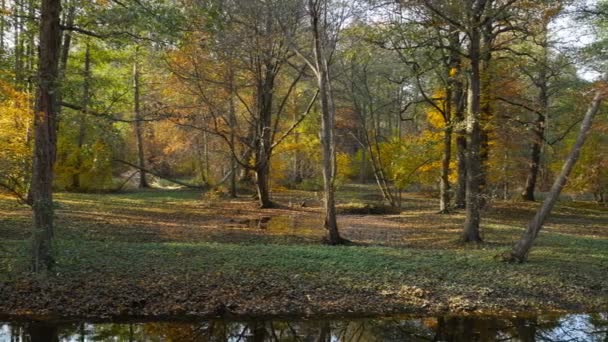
[{"x1": 1, "y1": 312, "x2": 606, "y2": 341}]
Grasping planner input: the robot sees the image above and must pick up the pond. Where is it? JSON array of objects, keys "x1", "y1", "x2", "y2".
[{"x1": 1, "y1": 312, "x2": 607, "y2": 341}]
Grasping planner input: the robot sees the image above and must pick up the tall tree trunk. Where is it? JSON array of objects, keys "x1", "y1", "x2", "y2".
[
  {"x1": 450, "y1": 29, "x2": 467, "y2": 210},
  {"x1": 522, "y1": 33, "x2": 549, "y2": 202},
  {"x1": 310, "y1": 0, "x2": 344, "y2": 244},
  {"x1": 478, "y1": 19, "x2": 493, "y2": 208},
  {"x1": 13, "y1": 0, "x2": 23, "y2": 87},
  {"x1": 439, "y1": 37, "x2": 460, "y2": 214},
  {"x1": 507, "y1": 90, "x2": 604, "y2": 262},
  {"x1": 72, "y1": 42, "x2": 90, "y2": 190},
  {"x1": 462, "y1": 20, "x2": 483, "y2": 243},
  {"x1": 31, "y1": 0, "x2": 61, "y2": 273},
  {"x1": 58, "y1": 0, "x2": 75, "y2": 79},
  {"x1": 254, "y1": 64, "x2": 275, "y2": 208},
  {"x1": 133, "y1": 48, "x2": 149, "y2": 188}
]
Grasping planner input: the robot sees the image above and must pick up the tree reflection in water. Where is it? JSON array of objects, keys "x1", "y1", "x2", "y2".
[{"x1": 1, "y1": 313, "x2": 606, "y2": 342}]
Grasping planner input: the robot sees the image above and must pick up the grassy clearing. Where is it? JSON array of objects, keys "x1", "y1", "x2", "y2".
[{"x1": 0, "y1": 186, "x2": 607, "y2": 319}]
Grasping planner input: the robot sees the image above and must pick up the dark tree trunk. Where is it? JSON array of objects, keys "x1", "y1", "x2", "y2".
[
  {"x1": 31, "y1": 0, "x2": 61, "y2": 273},
  {"x1": 507, "y1": 90, "x2": 604, "y2": 262},
  {"x1": 14, "y1": 0, "x2": 23, "y2": 87},
  {"x1": 58, "y1": 0, "x2": 74, "y2": 79},
  {"x1": 315, "y1": 322, "x2": 330, "y2": 342},
  {"x1": 254, "y1": 62, "x2": 275, "y2": 208},
  {"x1": 462, "y1": 17, "x2": 483, "y2": 243},
  {"x1": 28, "y1": 322, "x2": 59, "y2": 342},
  {"x1": 478, "y1": 18, "x2": 493, "y2": 208},
  {"x1": 521, "y1": 121, "x2": 543, "y2": 201},
  {"x1": 513, "y1": 318, "x2": 537, "y2": 342},
  {"x1": 252, "y1": 323, "x2": 266, "y2": 342}
]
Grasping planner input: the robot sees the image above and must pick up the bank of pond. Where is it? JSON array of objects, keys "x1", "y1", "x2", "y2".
[{"x1": 2, "y1": 312, "x2": 607, "y2": 341}]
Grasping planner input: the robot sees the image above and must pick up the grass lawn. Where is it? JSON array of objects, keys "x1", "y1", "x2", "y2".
[{"x1": 0, "y1": 186, "x2": 607, "y2": 319}]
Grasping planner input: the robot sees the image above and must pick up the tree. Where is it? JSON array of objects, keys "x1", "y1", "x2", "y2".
[
  {"x1": 505, "y1": 85, "x2": 607, "y2": 262},
  {"x1": 31, "y1": 0, "x2": 62, "y2": 272},
  {"x1": 304, "y1": 0, "x2": 349, "y2": 244},
  {"x1": 168, "y1": 0, "x2": 311, "y2": 208},
  {"x1": 132, "y1": 46, "x2": 149, "y2": 188}
]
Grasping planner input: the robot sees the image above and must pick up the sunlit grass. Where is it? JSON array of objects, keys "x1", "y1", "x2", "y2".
[{"x1": 1, "y1": 187, "x2": 607, "y2": 316}]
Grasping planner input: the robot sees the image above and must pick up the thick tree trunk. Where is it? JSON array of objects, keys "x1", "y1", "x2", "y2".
[
  {"x1": 133, "y1": 49, "x2": 149, "y2": 188},
  {"x1": 310, "y1": 0, "x2": 344, "y2": 244},
  {"x1": 318, "y1": 72, "x2": 341, "y2": 243},
  {"x1": 254, "y1": 63, "x2": 275, "y2": 208},
  {"x1": 462, "y1": 23, "x2": 483, "y2": 243},
  {"x1": 31, "y1": 0, "x2": 61, "y2": 273},
  {"x1": 507, "y1": 90, "x2": 604, "y2": 262}
]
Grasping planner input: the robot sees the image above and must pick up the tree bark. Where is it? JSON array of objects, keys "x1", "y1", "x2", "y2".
[
  {"x1": 255, "y1": 163, "x2": 273, "y2": 208},
  {"x1": 31, "y1": 0, "x2": 61, "y2": 273},
  {"x1": 450, "y1": 30, "x2": 467, "y2": 210},
  {"x1": 254, "y1": 62, "x2": 276, "y2": 208},
  {"x1": 309, "y1": 0, "x2": 344, "y2": 244},
  {"x1": 462, "y1": 13, "x2": 483, "y2": 243},
  {"x1": 507, "y1": 90, "x2": 605, "y2": 262},
  {"x1": 478, "y1": 17, "x2": 493, "y2": 208}
]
